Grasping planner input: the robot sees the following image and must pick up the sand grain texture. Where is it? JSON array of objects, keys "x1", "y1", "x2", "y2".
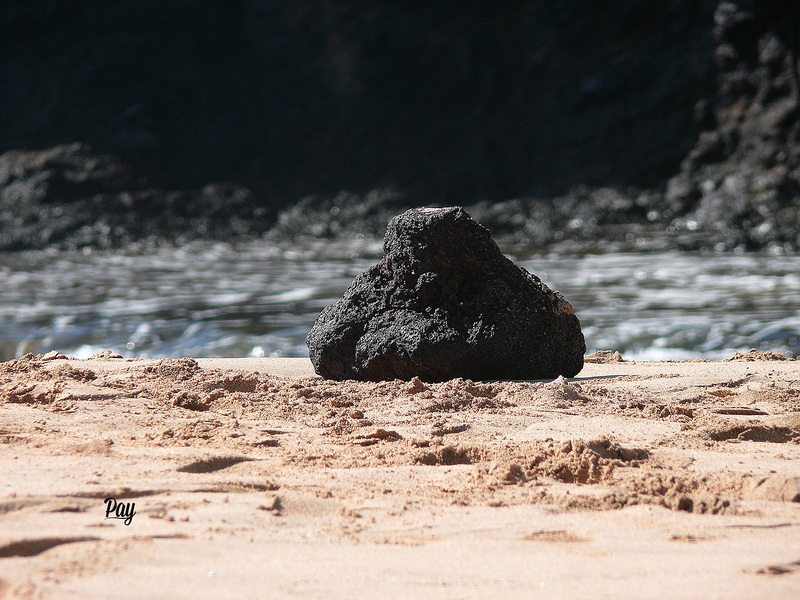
[{"x1": 1, "y1": 350, "x2": 799, "y2": 599}]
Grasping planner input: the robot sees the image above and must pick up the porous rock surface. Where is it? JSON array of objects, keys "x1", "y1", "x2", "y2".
[{"x1": 306, "y1": 207, "x2": 586, "y2": 382}]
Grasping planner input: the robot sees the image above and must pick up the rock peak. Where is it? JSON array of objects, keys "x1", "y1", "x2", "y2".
[{"x1": 307, "y1": 207, "x2": 585, "y2": 382}]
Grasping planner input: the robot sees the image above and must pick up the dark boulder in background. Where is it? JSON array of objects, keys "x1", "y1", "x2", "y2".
[{"x1": 306, "y1": 207, "x2": 586, "y2": 382}]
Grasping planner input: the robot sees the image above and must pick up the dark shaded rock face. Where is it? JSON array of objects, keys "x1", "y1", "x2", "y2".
[
  {"x1": 0, "y1": 1, "x2": 718, "y2": 203},
  {"x1": 307, "y1": 207, "x2": 586, "y2": 382},
  {"x1": 3, "y1": 2, "x2": 800, "y2": 253}
]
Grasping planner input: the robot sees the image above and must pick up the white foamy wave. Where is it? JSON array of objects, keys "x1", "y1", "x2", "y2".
[{"x1": 2, "y1": 242, "x2": 799, "y2": 361}]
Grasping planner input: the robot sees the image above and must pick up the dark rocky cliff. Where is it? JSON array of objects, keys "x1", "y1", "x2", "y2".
[{"x1": 1, "y1": 1, "x2": 799, "y2": 251}]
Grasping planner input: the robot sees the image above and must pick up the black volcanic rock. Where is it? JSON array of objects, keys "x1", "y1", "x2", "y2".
[{"x1": 306, "y1": 207, "x2": 586, "y2": 382}]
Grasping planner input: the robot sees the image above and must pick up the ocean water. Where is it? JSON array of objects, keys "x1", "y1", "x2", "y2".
[{"x1": 1, "y1": 238, "x2": 798, "y2": 363}]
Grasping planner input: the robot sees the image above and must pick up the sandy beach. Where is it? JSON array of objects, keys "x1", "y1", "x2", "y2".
[{"x1": 1, "y1": 350, "x2": 799, "y2": 599}]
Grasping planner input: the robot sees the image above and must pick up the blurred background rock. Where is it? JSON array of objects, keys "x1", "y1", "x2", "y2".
[{"x1": 1, "y1": 0, "x2": 798, "y2": 251}]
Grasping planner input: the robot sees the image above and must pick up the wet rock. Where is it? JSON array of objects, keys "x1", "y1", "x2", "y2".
[{"x1": 306, "y1": 207, "x2": 585, "y2": 382}]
